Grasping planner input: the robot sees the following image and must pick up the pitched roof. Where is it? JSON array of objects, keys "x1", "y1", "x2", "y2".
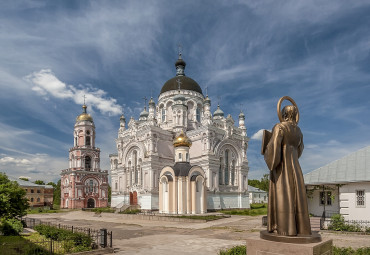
[
  {"x1": 248, "y1": 185, "x2": 266, "y2": 193},
  {"x1": 8, "y1": 176, "x2": 52, "y2": 188},
  {"x1": 304, "y1": 146, "x2": 370, "y2": 185}
]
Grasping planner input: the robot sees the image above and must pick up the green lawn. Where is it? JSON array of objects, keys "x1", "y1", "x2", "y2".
[
  {"x1": 167, "y1": 215, "x2": 226, "y2": 221},
  {"x1": 0, "y1": 235, "x2": 50, "y2": 255},
  {"x1": 219, "y1": 203, "x2": 267, "y2": 216}
]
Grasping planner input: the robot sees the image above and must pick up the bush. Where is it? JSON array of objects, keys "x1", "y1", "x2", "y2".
[
  {"x1": 119, "y1": 209, "x2": 141, "y2": 214},
  {"x1": 0, "y1": 218, "x2": 24, "y2": 236},
  {"x1": 34, "y1": 224, "x2": 92, "y2": 248},
  {"x1": 219, "y1": 245, "x2": 246, "y2": 255},
  {"x1": 333, "y1": 246, "x2": 370, "y2": 255},
  {"x1": 328, "y1": 214, "x2": 362, "y2": 232}
]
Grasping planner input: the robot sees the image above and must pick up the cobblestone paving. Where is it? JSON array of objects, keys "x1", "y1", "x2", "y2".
[{"x1": 27, "y1": 211, "x2": 370, "y2": 254}]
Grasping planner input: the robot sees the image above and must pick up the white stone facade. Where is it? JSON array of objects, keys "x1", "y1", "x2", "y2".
[{"x1": 110, "y1": 55, "x2": 250, "y2": 210}]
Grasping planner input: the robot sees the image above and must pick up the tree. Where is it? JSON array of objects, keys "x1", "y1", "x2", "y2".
[
  {"x1": 248, "y1": 173, "x2": 270, "y2": 192},
  {"x1": 19, "y1": 177, "x2": 29, "y2": 181},
  {"x1": 53, "y1": 180, "x2": 61, "y2": 207},
  {"x1": 0, "y1": 173, "x2": 29, "y2": 219},
  {"x1": 108, "y1": 184, "x2": 111, "y2": 203},
  {"x1": 34, "y1": 180, "x2": 45, "y2": 185}
]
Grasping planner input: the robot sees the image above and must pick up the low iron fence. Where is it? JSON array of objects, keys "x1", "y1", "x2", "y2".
[
  {"x1": 22, "y1": 217, "x2": 113, "y2": 249},
  {"x1": 2, "y1": 239, "x2": 68, "y2": 255},
  {"x1": 320, "y1": 218, "x2": 370, "y2": 232}
]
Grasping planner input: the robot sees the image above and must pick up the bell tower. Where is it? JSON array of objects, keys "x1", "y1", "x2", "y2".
[{"x1": 60, "y1": 104, "x2": 109, "y2": 209}]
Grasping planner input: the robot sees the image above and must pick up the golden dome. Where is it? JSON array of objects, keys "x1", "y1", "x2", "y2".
[
  {"x1": 173, "y1": 131, "x2": 192, "y2": 147},
  {"x1": 76, "y1": 105, "x2": 93, "y2": 122}
]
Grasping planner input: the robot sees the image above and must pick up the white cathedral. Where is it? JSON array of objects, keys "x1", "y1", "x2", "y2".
[{"x1": 110, "y1": 54, "x2": 250, "y2": 211}]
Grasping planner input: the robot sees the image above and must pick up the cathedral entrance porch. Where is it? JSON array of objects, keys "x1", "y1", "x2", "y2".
[{"x1": 87, "y1": 198, "x2": 95, "y2": 208}]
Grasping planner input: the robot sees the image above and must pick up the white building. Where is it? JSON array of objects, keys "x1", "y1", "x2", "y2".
[
  {"x1": 248, "y1": 185, "x2": 268, "y2": 204},
  {"x1": 110, "y1": 54, "x2": 250, "y2": 211},
  {"x1": 304, "y1": 146, "x2": 370, "y2": 221}
]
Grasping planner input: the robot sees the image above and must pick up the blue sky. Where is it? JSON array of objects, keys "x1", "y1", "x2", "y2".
[{"x1": 0, "y1": 1, "x2": 370, "y2": 183}]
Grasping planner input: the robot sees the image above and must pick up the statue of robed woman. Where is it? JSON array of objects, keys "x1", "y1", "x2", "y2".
[{"x1": 262, "y1": 96, "x2": 311, "y2": 236}]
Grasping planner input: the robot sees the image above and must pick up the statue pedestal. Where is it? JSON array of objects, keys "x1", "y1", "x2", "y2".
[{"x1": 246, "y1": 236, "x2": 333, "y2": 255}]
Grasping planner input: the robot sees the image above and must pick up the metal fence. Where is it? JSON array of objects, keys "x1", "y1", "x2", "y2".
[
  {"x1": 22, "y1": 217, "x2": 113, "y2": 249},
  {"x1": 2, "y1": 239, "x2": 66, "y2": 255},
  {"x1": 320, "y1": 217, "x2": 370, "y2": 232}
]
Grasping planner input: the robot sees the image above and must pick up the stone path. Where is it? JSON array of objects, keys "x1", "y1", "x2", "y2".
[{"x1": 26, "y1": 211, "x2": 370, "y2": 254}]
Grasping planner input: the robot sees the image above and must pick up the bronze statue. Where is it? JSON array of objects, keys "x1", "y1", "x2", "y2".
[{"x1": 262, "y1": 96, "x2": 312, "y2": 237}]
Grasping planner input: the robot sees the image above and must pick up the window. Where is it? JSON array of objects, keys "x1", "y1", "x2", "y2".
[
  {"x1": 31, "y1": 189, "x2": 34, "y2": 193},
  {"x1": 356, "y1": 190, "x2": 365, "y2": 207},
  {"x1": 224, "y1": 150, "x2": 229, "y2": 185},
  {"x1": 218, "y1": 158, "x2": 223, "y2": 185},
  {"x1": 186, "y1": 153, "x2": 189, "y2": 161},
  {"x1": 89, "y1": 180, "x2": 94, "y2": 193},
  {"x1": 327, "y1": 191, "x2": 332, "y2": 205},
  {"x1": 85, "y1": 136, "x2": 91, "y2": 146},
  {"x1": 115, "y1": 182, "x2": 118, "y2": 190},
  {"x1": 196, "y1": 108, "x2": 201, "y2": 122},
  {"x1": 25, "y1": 189, "x2": 28, "y2": 192},
  {"x1": 31, "y1": 198, "x2": 34, "y2": 202},
  {"x1": 37, "y1": 189, "x2": 41, "y2": 193},
  {"x1": 37, "y1": 197, "x2": 40, "y2": 202},
  {"x1": 85, "y1": 156, "x2": 91, "y2": 170},
  {"x1": 179, "y1": 153, "x2": 182, "y2": 161},
  {"x1": 320, "y1": 191, "x2": 332, "y2": 206},
  {"x1": 161, "y1": 108, "x2": 166, "y2": 122}
]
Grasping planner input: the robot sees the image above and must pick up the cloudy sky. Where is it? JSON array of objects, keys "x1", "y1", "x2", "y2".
[{"x1": 0, "y1": 1, "x2": 369, "y2": 183}]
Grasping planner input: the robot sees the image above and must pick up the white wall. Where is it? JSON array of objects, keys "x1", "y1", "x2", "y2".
[
  {"x1": 306, "y1": 185, "x2": 339, "y2": 217},
  {"x1": 207, "y1": 192, "x2": 249, "y2": 209},
  {"x1": 340, "y1": 182, "x2": 370, "y2": 221}
]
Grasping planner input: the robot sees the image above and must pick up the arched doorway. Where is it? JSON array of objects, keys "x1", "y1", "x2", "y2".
[
  {"x1": 130, "y1": 191, "x2": 138, "y2": 205},
  {"x1": 87, "y1": 198, "x2": 95, "y2": 208}
]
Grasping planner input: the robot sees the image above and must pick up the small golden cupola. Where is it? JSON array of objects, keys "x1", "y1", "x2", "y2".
[
  {"x1": 173, "y1": 131, "x2": 192, "y2": 147},
  {"x1": 76, "y1": 105, "x2": 93, "y2": 122}
]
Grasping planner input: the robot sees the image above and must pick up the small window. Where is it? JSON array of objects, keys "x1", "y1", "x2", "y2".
[
  {"x1": 186, "y1": 153, "x2": 189, "y2": 161},
  {"x1": 37, "y1": 189, "x2": 41, "y2": 193},
  {"x1": 196, "y1": 108, "x2": 201, "y2": 122},
  {"x1": 356, "y1": 190, "x2": 365, "y2": 207},
  {"x1": 161, "y1": 108, "x2": 166, "y2": 122},
  {"x1": 319, "y1": 191, "x2": 325, "y2": 205},
  {"x1": 115, "y1": 182, "x2": 118, "y2": 190},
  {"x1": 25, "y1": 189, "x2": 28, "y2": 192},
  {"x1": 37, "y1": 197, "x2": 40, "y2": 202},
  {"x1": 85, "y1": 136, "x2": 91, "y2": 146},
  {"x1": 31, "y1": 189, "x2": 34, "y2": 193},
  {"x1": 327, "y1": 191, "x2": 332, "y2": 205},
  {"x1": 31, "y1": 198, "x2": 34, "y2": 202},
  {"x1": 179, "y1": 153, "x2": 182, "y2": 160},
  {"x1": 86, "y1": 130, "x2": 90, "y2": 135}
]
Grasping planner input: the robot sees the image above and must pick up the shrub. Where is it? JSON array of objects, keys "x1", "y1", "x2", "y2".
[
  {"x1": 219, "y1": 245, "x2": 246, "y2": 255},
  {"x1": 34, "y1": 224, "x2": 92, "y2": 248},
  {"x1": 333, "y1": 246, "x2": 370, "y2": 255},
  {"x1": 328, "y1": 214, "x2": 362, "y2": 232},
  {"x1": 0, "y1": 218, "x2": 24, "y2": 236},
  {"x1": 119, "y1": 209, "x2": 141, "y2": 214}
]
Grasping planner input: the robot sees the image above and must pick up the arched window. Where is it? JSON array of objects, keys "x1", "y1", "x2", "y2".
[
  {"x1": 219, "y1": 158, "x2": 223, "y2": 185},
  {"x1": 85, "y1": 156, "x2": 91, "y2": 170},
  {"x1": 179, "y1": 153, "x2": 182, "y2": 161},
  {"x1": 89, "y1": 180, "x2": 94, "y2": 192},
  {"x1": 85, "y1": 136, "x2": 91, "y2": 146},
  {"x1": 196, "y1": 108, "x2": 201, "y2": 122},
  {"x1": 115, "y1": 182, "x2": 118, "y2": 190},
  {"x1": 224, "y1": 150, "x2": 229, "y2": 185},
  {"x1": 162, "y1": 108, "x2": 166, "y2": 122},
  {"x1": 134, "y1": 151, "x2": 138, "y2": 184},
  {"x1": 74, "y1": 137, "x2": 77, "y2": 146},
  {"x1": 231, "y1": 160, "x2": 235, "y2": 186}
]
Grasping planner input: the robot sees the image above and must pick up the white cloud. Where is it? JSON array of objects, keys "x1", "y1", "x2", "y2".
[
  {"x1": 25, "y1": 69, "x2": 122, "y2": 116},
  {"x1": 251, "y1": 129, "x2": 267, "y2": 140}
]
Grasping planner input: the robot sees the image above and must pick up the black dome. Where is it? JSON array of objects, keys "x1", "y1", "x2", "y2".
[{"x1": 160, "y1": 76, "x2": 203, "y2": 95}]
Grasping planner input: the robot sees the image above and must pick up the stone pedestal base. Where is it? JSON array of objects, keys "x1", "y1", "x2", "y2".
[{"x1": 246, "y1": 236, "x2": 333, "y2": 255}]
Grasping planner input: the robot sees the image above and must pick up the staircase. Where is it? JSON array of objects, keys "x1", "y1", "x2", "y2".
[{"x1": 310, "y1": 217, "x2": 321, "y2": 231}]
